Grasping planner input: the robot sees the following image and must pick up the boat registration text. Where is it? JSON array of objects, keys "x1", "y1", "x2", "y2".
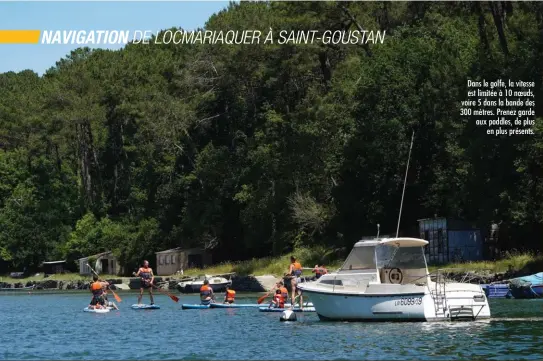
[{"x1": 394, "y1": 297, "x2": 423, "y2": 306}]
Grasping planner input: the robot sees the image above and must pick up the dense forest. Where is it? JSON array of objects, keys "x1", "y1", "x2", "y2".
[{"x1": 0, "y1": 1, "x2": 542, "y2": 274}]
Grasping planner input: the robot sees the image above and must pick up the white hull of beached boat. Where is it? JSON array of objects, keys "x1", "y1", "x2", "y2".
[
  {"x1": 298, "y1": 238, "x2": 491, "y2": 322},
  {"x1": 177, "y1": 275, "x2": 232, "y2": 293}
]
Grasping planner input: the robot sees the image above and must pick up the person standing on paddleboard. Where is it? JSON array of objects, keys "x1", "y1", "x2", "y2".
[
  {"x1": 287, "y1": 256, "x2": 304, "y2": 309},
  {"x1": 89, "y1": 275, "x2": 109, "y2": 309},
  {"x1": 134, "y1": 260, "x2": 155, "y2": 305}
]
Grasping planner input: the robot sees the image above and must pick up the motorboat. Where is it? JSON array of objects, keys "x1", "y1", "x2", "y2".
[
  {"x1": 509, "y1": 272, "x2": 543, "y2": 299},
  {"x1": 297, "y1": 237, "x2": 491, "y2": 322},
  {"x1": 176, "y1": 274, "x2": 233, "y2": 293}
]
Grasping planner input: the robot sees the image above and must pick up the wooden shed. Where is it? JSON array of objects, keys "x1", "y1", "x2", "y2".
[
  {"x1": 78, "y1": 251, "x2": 122, "y2": 276},
  {"x1": 155, "y1": 247, "x2": 212, "y2": 276},
  {"x1": 42, "y1": 260, "x2": 66, "y2": 275}
]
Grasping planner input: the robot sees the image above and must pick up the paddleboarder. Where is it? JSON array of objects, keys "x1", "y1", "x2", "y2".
[
  {"x1": 269, "y1": 289, "x2": 285, "y2": 309},
  {"x1": 200, "y1": 279, "x2": 215, "y2": 305},
  {"x1": 312, "y1": 264, "x2": 328, "y2": 280},
  {"x1": 278, "y1": 281, "x2": 289, "y2": 303},
  {"x1": 133, "y1": 260, "x2": 155, "y2": 305},
  {"x1": 89, "y1": 274, "x2": 109, "y2": 309},
  {"x1": 224, "y1": 285, "x2": 236, "y2": 304},
  {"x1": 286, "y1": 256, "x2": 304, "y2": 309}
]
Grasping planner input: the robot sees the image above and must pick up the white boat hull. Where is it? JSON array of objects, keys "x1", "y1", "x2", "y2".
[
  {"x1": 300, "y1": 283, "x2": 491, "y2": 322},
  {"x1": 177, "y1": 278, "x2": 232, "y2": 293}
]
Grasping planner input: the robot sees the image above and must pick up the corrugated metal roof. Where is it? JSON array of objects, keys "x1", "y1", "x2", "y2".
[
  {"x1": 155, "y1": 247, "x2": 183, "y2": 254},
  {"x1": 42, "y1": 260, "x2": 66, "y2": 265},
  {"x1": 155, "y1": 247, "x2": 206, "y2": 254}
]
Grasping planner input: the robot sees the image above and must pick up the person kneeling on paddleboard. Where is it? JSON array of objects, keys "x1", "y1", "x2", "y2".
[
  {"x1": 89, "y1": 275, "x2": 109, "y2": 309},
  {"x1": 269, "y1": 289, "x2": 286, "y2": 309},
  {"x1": 224, "y1": 285, "x2": 236, "y2": 304},
  {"x1": 200, "y1": 279, "x2": 215, "y2": 305},
  {"x1": 133, "y1": 260, "x2": 155, "y2": 305}
]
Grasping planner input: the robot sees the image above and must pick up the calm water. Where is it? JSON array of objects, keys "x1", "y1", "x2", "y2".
[{"x1": 1, "y1": 293, "x2": 543, "y2": 360}]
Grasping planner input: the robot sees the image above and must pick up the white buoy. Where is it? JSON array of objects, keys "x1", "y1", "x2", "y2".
[{"x1": 280, "y1": 309, "x2": 297, "y2": 322}]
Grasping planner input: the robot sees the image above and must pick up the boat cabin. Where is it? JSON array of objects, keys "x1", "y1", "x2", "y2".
[{"x1": 339, "y1": 237, "x2": 429, "y2": 286}]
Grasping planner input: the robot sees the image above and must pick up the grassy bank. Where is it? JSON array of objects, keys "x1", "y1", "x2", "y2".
[
  {"x1": 428, "y1": 251, "x2": 543, "y2": 274},
  {"x1": 0, "y1": 273, "x2": 120, "y2": 283},
  {"x1": 179, "y1": 246, "x2": 344, "y2": 277},
  {"x1": 184, "y1": 249, "x2": 543, "y2": 278}
]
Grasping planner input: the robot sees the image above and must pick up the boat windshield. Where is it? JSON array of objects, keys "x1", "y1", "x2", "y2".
[
  {"x1": 340, "y1": 246, "x2": 377, "y2": 272},
  {"x1": 376, "y1": 245, "x2": 428, "y2": 285}
]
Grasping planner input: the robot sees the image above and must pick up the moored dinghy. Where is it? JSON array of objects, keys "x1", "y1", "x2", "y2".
[
  {"x1": 297, "y1": 237, "x2": 491, "y2": 322},
  {"x1": 480, "y1": 283, "x2": 512, "y2": 298},
  {"x1": 509, "y1": 272, "x2": 543, "y2": 299}
]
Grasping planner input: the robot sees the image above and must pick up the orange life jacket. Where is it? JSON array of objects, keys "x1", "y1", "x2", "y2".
[
  {"x1": 279, "y1": 286, "x2": 289, "y2": 299},
  {"x1": 200, "y1": 285, "x2": 212, "y2": 298},
  {"x1": 292, "y1": 262, "x2": 302, "y2": 277},
  {"x1": 90, "y1": 281, "x2": 103, "y2": 296},
  {"x1": 273, "y1": 293, "x2": 285, "y2": 307},
  {"x1": 225, "y1": 289, "x2": 236, "y2": 302},
  {"x1": 139, "y1": 267, "x2": 152, "y2": 281}
]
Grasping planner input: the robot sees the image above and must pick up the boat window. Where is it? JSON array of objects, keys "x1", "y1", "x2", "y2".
[
  {"x1": 376, "y1": 245, "x2": 428, "y2": 284},
  {"x1": 340, "y1": 246, "x2": 376, "y2": 271},
  {"x1": 319, "y1": 279, "x2": 343, "y2": 286}
]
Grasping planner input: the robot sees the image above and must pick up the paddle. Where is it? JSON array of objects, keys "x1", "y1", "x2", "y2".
[
  {"x1": 132, "y1": 272, "x2": 179, "y2": 303},
  {"x1": 87, "y1": 263, "x2": 122, "y2": 303},
  {"x1": 151, "y1": 283, "x2": 179, "y2": 303},
  {"x1": 257, "y1": 285, "x2": 277, "y2": 304}
]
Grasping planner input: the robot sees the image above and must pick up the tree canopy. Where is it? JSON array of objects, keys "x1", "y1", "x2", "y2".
[{"x1": 0, "y1": 1, "x2": 542, "y2": 273}]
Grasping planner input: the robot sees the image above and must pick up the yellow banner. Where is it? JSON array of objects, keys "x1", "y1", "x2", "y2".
[{"x1": 0, "y1": 30, "x2": 41, "y2": 44}]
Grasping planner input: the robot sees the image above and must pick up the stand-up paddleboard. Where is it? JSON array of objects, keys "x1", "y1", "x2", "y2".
[
  {"x1": 284, "y1": 302, "x2": 313, "y2": 308},
  {"x1": 259, "y1": 306, "x2": 316, "y2": 313},
  {"x1": 210, "y1": 303, "x2": 262, "y2": 308},
  {"x1": 181, "y1": 304, "x2": 210, "y2": 310},
  {"x1": 131, "y1": 304, "x2": 160, "y2": 310},
  {"x1": 83, "y1": 307, "x2": 111, "y2": 313},
  {"x1": 261, "y1": 303, "x2": 314, "y2": 308}
]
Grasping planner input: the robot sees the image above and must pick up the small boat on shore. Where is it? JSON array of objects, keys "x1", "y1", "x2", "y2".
[
  {"x1": 176, "y1": 274, "x2": 233, "y2": 293},
  {"x1": 509, "y1": 272, "x2": 543, "y2": 299}
]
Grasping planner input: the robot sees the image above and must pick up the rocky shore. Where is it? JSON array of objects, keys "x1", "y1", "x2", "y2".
[
  {"x1": 0, "y1": 275, "x2": 283, "y2": 292},
  {"x1": 0, "y1": 270, "x2": 527, "y2": 292}
]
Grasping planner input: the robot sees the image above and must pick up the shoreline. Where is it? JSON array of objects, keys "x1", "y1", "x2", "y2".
[
  {"x1": 0, "y1": 268, "x2": 532, "y2": 292},
  {"x1": 0, "y1": 274, "x2": 283, "y2": 292}
]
